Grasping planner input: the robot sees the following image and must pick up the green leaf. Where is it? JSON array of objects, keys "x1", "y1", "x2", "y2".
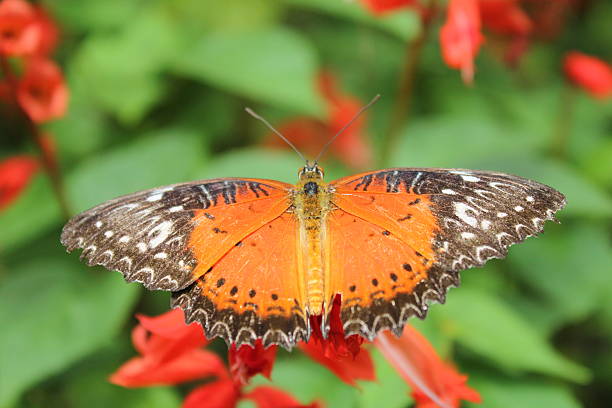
[
  {"x1": 467, "y1": 375, "x2": 582, "y2": 408},
  {"x1": 47, "y1": 0, "x2": 143, "y2": 31},
  {"x1": 435, "y1": 288, "x2": 590, "y2": 383},
  {"x1": 193, "y1": 148, "x2": 304, "y2": 184},
  {"x1": 173, "y1": 27, "x2": 324, "y2": 116},
  {"x1": 65, "y1": 361, "x2": 181, "y2": 408},
  {"x1": 70, "y1": 9, "x2": 182, "y2": 124},
  {"x1": 285, "y1": 0, "x2": 420, "y2": 41},
  {"x1": 0, "y1": 175, "x2": 61, "y2": 253},
  {"x1": 508, "y1": 223, "x2": 612, "y2": 326},
  {"x1": 358, "y1": 348, "x2": 413, "y2": 408},
  {"x1": 0, "y1": 258, "x2": 139, "y2": 407},
  {"x1": 68, "y1": 128, "x2": 206, "y2": 212}
]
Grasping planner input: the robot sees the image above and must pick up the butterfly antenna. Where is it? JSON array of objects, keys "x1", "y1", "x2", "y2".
[
  {"x1": 314, "y1": 94, "x2": 381, "y2": 163},
  {"x1": 245, "y1": 107, "x2": 307, "y2": 163}
]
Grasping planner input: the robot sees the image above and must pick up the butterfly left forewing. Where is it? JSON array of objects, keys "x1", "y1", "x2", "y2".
[
  {"x1": 328, "y1": 168, "x2": 565, "y2": 337},
  {"x1": 61, "y1": 178, "x2": 292, "y2": 291}
]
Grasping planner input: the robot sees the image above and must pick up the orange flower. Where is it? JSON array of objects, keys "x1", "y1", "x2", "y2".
[
  {"x1": 0, "y1": 155, "x2": 38, "y2": 210},
  {"x1": 229, "y1": 340, "x2": 277, "y2": 386},
  {"x1": 16, "y1": 57, "x2": 68, "y2": 123},
  {"x1": 375, "y1": 326, "x2": 481, "y2": 408},
  {"x1": 31, "y1": 6, "x2": 59, "y2": 56},
  {"x1": 563, "y1": 52, "x2": 612, "y2": 100},
  {"x1": 439, "y1": 0, "x2": 484, "y2": 83},
  {"x1": 0, "y1": 0, "x2": 40, "y2": 56}
]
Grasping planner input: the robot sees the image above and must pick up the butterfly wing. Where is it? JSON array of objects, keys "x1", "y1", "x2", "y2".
[
  {"x1": 173, "y1": 212, "x2": 309, "y2": 349},
  {"x1": 61, "y1": 178, "x2": 293, "y2": 291},
  {"x1": 328, "y1": 168, "x2": 566, "y2": 339}
]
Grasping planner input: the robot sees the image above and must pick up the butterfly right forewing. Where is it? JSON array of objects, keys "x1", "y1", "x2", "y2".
[{"x1": 61, "y1": 178, "x2": 292, "y2": 292}]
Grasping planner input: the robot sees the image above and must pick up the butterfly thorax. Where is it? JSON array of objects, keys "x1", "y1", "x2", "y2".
[{"x1": 292, "y1": 164, "x2": 333, "y2": 316}]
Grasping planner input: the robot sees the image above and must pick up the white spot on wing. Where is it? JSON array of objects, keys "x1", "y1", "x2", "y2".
[
  {"x1": 454, "y1": 202, "x2": 478, "y2": 227},
  {"x1": 95, "y1": 221, "x2": 102, "y2": 228},
  {"x1": 104, "y1": 230, "x2": 114, "y2": 238},
  {"x1": 149, "y1": 221, "x2": 173, "y2": 248},
  {"x1": 481, "y1": 220, "x2": 491, "y2": 230},
  {"x1": 515, "y1": 205, "x2": 524, "y2": 212},
  {"x1": 169, "y1": 205, "x2": 183, "y2": 213},
  {"x1": 137, "y1": 242, "x2": 147, "y2": 253},
  {"x1": 461, "y1": 175, "x2": 480, "y2": 182},
  {"x1": 442, "y1": 189, "x2": 456, "y2": 195},
  {"x1": 497, "y1": 212, "x2": 508, "y2": 218},
  {"x1": 147, "y1": 193, "x2": 163, "y2": 202},
  {"x1": 119, "y1": 235, "x2": 131, "y2": 243},
  {"x1": 154, "y1": 252, "x2": 168, "y2": 259},
  {"x1": 526, "y1": 196, "x2": 534, "y2": 202},
  {"x1": 461, "y1": 232, "x2": 476, "y2": 239}
]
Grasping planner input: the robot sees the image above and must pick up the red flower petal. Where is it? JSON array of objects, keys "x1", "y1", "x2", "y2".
[
  {"x1": 299, "y1": 295, "x2": 375, "y2": 386},
  {"x1": 110, "y1": 310, "x2": 227, "y2": 387},
  {"x1": 0, "y1": 0, "x2": 41, "y2": 56},
  {"x1": 229, "y1": 340, "x2": 277, "y2": 385},
  {"x1": 31, "y1": 6, "x2": 59, "y2": 56},
  {"x1": 246, "y1": 386, "x2": 322, "y2": 408},
  {"x1": 563, "y1": 52, "x2": 612, "y2": 100},
  {"x1": 110, "y1": 348, "x2": 226, "y2": 387},
  {"x1": 16, "y1": 57, "x2": 68, "y2": 123},
  {"x1": 479, "y1": 0, "x2": 532, "y2": 36},
  {"x1": 183, "y1": 379, "x2": 240, "y2": 408},
  {"x1": 361, "y1": 0, "x2": 417, "y2": 15},
  {"x1": 375, "y1": 326, "x2": 481, "y2": 408},
  {"x1": 0, "y1": 155, "x2": 38, "y2": 211},
  {"x1": 440, "y1": 0, "x2": 484, "y2": 83}
]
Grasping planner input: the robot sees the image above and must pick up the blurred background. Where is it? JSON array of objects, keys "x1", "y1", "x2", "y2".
[{"x1": 0, "y1": 0, "x2": 611, "y2": 407}]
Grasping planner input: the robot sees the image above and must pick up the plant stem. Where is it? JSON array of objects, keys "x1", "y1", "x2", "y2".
[
  {"x1": 380, "y1": 5, "x2": 439, "y2": 167},
  {"x1": 551, "y1": 85, "x2": 576, "y2": 160},
  {"x1": 0, "y1": 55, "x2": 72, "y2": 219}
]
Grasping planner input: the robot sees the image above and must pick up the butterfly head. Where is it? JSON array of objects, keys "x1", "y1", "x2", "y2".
[{"x1": 298, "y1": 161, "x2": 324, "y2": 181}]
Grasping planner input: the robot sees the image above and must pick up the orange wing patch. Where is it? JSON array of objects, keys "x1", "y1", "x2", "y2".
[
  {"x1": 174, "y1": 213, "x2": 309, "y2": 349},
  {"x1": 327, "y1": 209, "x2": 446, "y2": 338},
  {"x1": 188, "y1": 194, "x2": 290, "y2": 281}
]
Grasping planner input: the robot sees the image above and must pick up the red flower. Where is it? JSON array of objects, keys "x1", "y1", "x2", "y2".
[
  {"x1": 479, "y1": 0, "x2": 531, "y2": 36},
  {"x1": 299, "y1": 295, "x2": 375, "y2": 386},
  {"x1": 16, "y1": 57, "x2": 68, "y2": 123},
  {"x1": 229, "y1": 340, "x2": 277, "y2": 386},
  {"x1": 440, "y1": 0, "x2": 484, "y2": 83},
  {"x1": 184, "y1": 380, "x2": 321, "y2": 408},
  {"x1": 267, "y1": 72, "x2": 373, "y2": 169},
  {"x1": 0, "y1": 155, "x2": 38, "y2": 210},
  {"x1": 375, "y1": 326, "x2": 481, "y2": 408},
  {"x1": 31, "y1": 6, "x2": 58, "y2": 56},
  {"x1": 563, "y1": 52, "x2": 612, "y2": 100},
  {"x1": 0, "y1": 0, "x2": 40, "y2": 56},
  {"x1": 109, "y1": 309, "x2": 227, "y2": 387},
  {"x1": 361, "y1": 0, "x2": 417, "y2": 14}
]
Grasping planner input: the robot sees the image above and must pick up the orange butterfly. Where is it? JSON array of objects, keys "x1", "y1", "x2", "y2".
[{"x1": 61, "y1": 103, "x2": 565, "y2": 350}]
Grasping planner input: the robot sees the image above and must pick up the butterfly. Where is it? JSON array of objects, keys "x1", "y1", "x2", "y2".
[{"x1": 61, "y1": 161, "x2": 565, "y2": 350}]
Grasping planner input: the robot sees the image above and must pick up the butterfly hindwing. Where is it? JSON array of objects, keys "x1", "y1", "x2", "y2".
[
  {"x1": 172, "y1": 213, "x2": 309, "y2": 350},
  {"x1": 329, "y1": 168, "x2": 565, "y2": 336},
  {"x1": 61, "y1": 178, "x2": 292, "y2": 291}
]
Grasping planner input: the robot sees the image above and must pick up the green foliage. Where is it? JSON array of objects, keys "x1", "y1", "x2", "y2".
[
  {"x1": 1, "y1": 0, "x2": 611, "y2": 407},
  {"x1": 0, "y1": 258, "x2": 139, "y2": 407}
]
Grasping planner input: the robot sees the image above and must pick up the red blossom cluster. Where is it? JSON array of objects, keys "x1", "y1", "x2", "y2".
[
  {"x1": 0, "y1": 0, "x2": 67, "y2": 211},
  {"x1": 266, "y1": 72, "x2": 373, "y2": 170},
  {"x1": 111, "y1": 301, "x2": 480, "y2": 408},
  {"x1": 361, "y1": 0, "x2": 608, "y2": 90}
]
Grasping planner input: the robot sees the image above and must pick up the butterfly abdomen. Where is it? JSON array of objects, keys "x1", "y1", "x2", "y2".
[{"x1": 293, "y1": 170, "x2": 333, "y2": 316}]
